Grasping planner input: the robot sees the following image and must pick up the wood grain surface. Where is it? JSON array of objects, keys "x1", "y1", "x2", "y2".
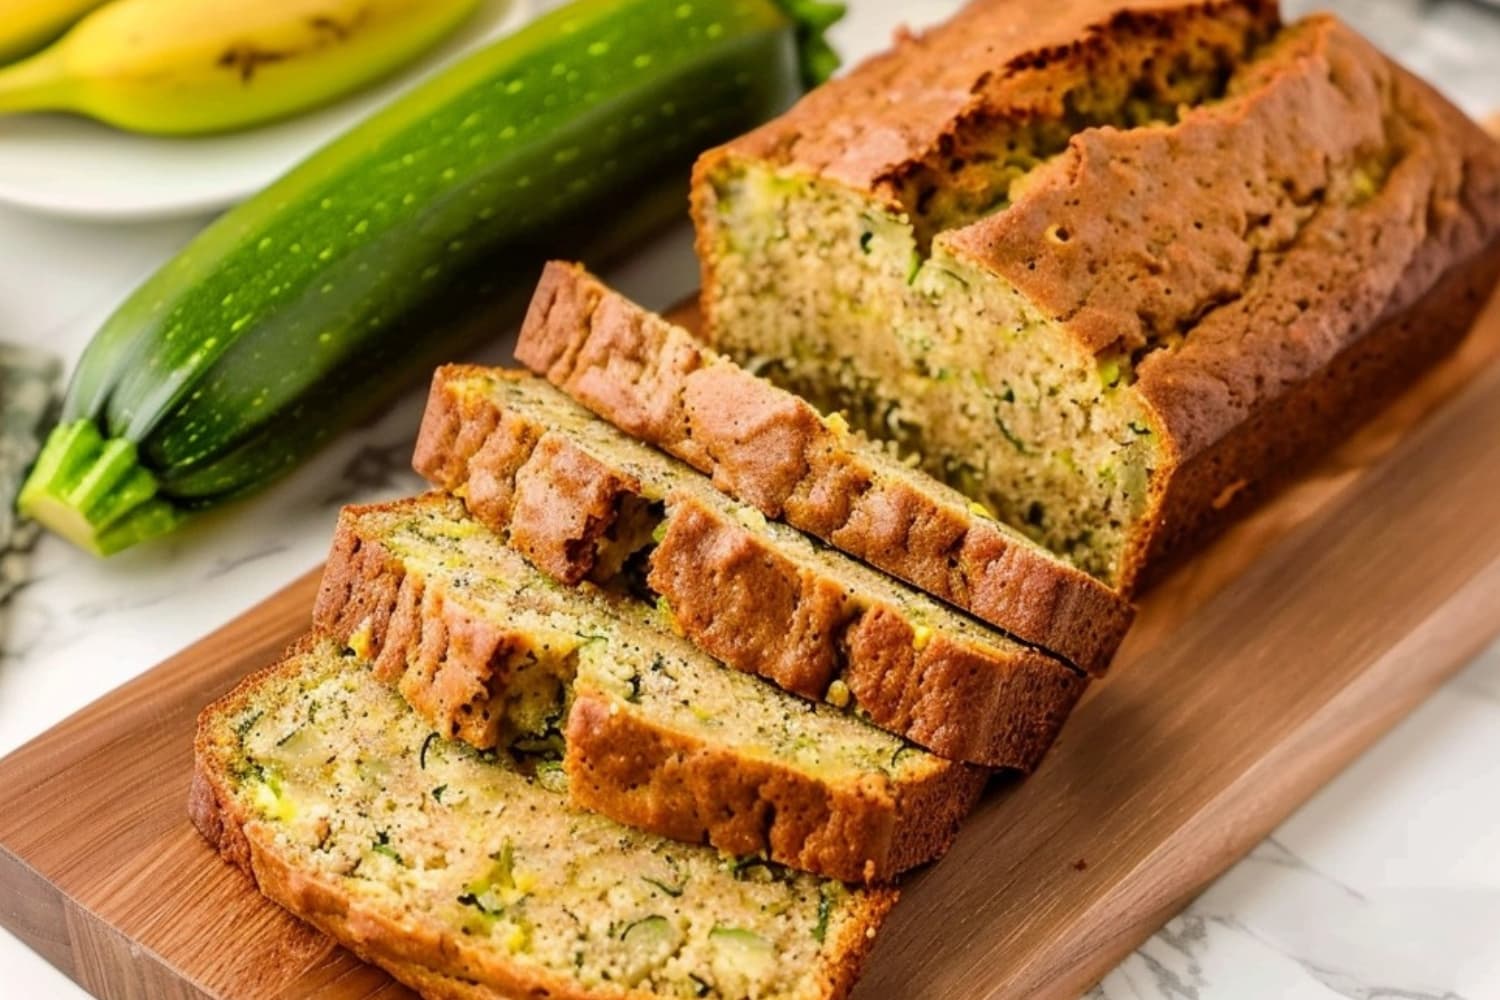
[{"x1": 2, "y1": 278, "x2": 1499, "y2": 1000}]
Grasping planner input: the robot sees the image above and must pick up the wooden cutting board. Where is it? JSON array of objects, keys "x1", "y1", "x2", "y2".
[{"x1": 3, "y1": 278, "x2": 1500, "y2": 1000}]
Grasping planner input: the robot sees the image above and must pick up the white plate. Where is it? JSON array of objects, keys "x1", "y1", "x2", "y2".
[{"x1": 0, "y1": 0, "x2": 531, "y2": 223}]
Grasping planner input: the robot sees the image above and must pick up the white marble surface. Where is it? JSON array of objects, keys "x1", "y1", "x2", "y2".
[{"x1": 1, "y1": 1, "x2": 1498, "y2": 997}]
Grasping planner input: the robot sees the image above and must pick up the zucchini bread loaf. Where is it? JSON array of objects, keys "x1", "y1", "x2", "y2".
[
  {"x1": 315, "y1": 495, "x2": 985, "y2": 882},
  {"x1": 191, "y1": 636, "x2": 895, "y2": 1000},
  {"x1": 691, "y1": 0, "x2": 1500, "y2": 592},
  {"x1": 516, "y1": 261, "x2": 1132, "y2": 674},
  {"x1": 415, "y1": 367, "x2": 1087, "y2": 769}
]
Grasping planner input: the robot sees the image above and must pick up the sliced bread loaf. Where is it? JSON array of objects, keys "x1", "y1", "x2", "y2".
[
  {"x1": 314, "y1": 495, "x2": 984, "y2": 882},
  {"x1": 415, "y1": 367, "x2": 1088, "y2": 770},
  {"x1": 515, "y1": 261, "x2": 1132, "y2": 674},
  {"x1": 191, "y1": 635, "x2": 896, "y2": 1000},
  {"x1": 690, "y1": 0, "x2": 1500, "y2": 593}
]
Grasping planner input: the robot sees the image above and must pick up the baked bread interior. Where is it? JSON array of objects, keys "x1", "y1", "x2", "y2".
[{"x1": 191, "y1": 635, "x2": 896, "y2": 1000}]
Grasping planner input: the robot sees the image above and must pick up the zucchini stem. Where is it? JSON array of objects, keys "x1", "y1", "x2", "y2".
[
  {"x1": 17, "y1": 420, "x2": 182, "y2": 556},
  {"x1": 770, "y1": 0, "x2": 846, "y2": 87}
]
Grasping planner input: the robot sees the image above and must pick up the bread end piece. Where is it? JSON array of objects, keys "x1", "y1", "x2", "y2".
[{"x1": 193, "y1": 636, "x2": 900, "y2": 1000}]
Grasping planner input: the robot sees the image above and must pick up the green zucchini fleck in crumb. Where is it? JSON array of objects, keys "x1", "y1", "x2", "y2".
[
  {"x1": 420, "y1": 732, "x2": 439, "y2": 769},
  {"x1": 371, "y1": 829, "x2": 404, "y2": 865},
  {"x1": 234, "y1": 710, "x2": 263, "y2": 739},
  {"x1": 730, "y1": 854, "x2": 772, "y2": 881},
  {"x1": 456, "y1": 890, "x2": 500, "y2": 916},
  {"x1": 643, "y1": 875, "x2": 686, "y2": 897},
  {"x1": 619, "y1": 914, "x2": 669, "y2": 942},
  {"x1": 813, "y1": 882, "x2": 838, "y2": 943},
  {"x1": 995, "y1": 415, "x2": 1029, "y2": 455}
]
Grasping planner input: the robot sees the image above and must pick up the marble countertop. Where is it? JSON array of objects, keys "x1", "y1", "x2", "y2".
[{"x1": 2, "y1": 1, "x2": 1498, "y2": 997}]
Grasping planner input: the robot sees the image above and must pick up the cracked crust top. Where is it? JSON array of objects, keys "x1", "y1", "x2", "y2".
[{"x1": 698, "y1": 1, "x2": 1500, "y2": 463}]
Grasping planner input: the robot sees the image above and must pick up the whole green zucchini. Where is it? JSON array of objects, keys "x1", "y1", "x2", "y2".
[{"x1": 19, "y1": 0, "x2": 842, "y2": 555}]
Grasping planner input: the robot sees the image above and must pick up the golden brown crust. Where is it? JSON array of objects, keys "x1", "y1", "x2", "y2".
[
  {"x1": 691, "y1": 2, "x2": 1500, "y2": 594},
  {"x1": 690, "y1": 0, "x2": 1279, "y2": 312},
  {"x1": 191, "y1": 642, "x2": 901, "y2": 1000},
  {"x1": 947, "y1": 16, "x2": 1500, "y2": 428},
  {"x1": 1135, "y1": 233, "x2": 1500, "y2": 588},
  {"x1": 313, "y1": 507, "x2": 519, "y2": 749},
  {"x1": 510, "y1": 434, "x2": 642, "y2": 587},
  {"x1": 701, "y1": 0, "x2": 1278, "y2": 202},
  {"x1": 313, "y1": 498, "x2": 982, "y2": 882},
  {"x1": 978, "y1": 18, "x2": 1500, "y2": 589},
  {"x1": 515, "y1": 261, "x2": 1132, "y2": 674},
  {"x1": 565, "y1": 691, "x2": 986, "y2": 884},
  {"x1": 652, "y1": 495, "x2": 1089, "y2": 770},
  {"x1": 415, "y1": 368, "x2": 1088, "y2": 768}
]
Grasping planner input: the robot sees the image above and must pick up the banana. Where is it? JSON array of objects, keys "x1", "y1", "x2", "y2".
[
  {"x1": 0, "y1": 0, "x2": 109, "y2": 63},
  {"x1": 0, "y1": 0, "x2": 485, "y2": 135}
]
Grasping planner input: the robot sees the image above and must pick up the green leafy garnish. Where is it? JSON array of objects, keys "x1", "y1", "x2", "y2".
[{"x1": 771, "y1": 0, "x2": 846, "y2": 87}]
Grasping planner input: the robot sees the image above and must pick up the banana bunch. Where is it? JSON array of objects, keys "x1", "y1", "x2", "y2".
[{"x1": 0, "y1": 0, "x2": 484, "y2": 134}]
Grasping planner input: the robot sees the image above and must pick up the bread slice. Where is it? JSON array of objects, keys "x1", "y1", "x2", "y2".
[
  {"x1": 191, "y1": 635, "x2": 897, "y2": 1000},
  {"x1": 690, "y1": 1, "x2": 1500, "y2": 593},
  {"x1": 515, "y1": 261, "x2": 1132, "y2": 675},
  {"x1": 415, "y1": 368, "x2": 1088, "y2": 770},
  {"x1": 314, "y1": 494, "x2": 985, "y2": 882}
]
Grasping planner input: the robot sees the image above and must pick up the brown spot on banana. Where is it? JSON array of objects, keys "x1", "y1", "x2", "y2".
[{"x1": 216, "y1": 7, "x2": 372, "y2": 84}]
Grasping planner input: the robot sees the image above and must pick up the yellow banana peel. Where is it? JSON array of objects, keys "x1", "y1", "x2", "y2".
[
  {"x1": 0, "y1": 0, "x2": 484, "y2": 134},
  {"x1": 0, "y1": 0, "x2": 108, "y2": 64}
]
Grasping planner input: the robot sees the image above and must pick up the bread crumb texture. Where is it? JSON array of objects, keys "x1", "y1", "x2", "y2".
[
  {"x1": 510, "y1": 263, "x2": 1134, "y2": 675},
  {"x1": 313, "y1": 495, "x2": 984, "y2": 882},
  {"x1": 196, "y1": 638, "x2": 896, "y2": 999},
  {"x1": 693, "y1": 0, "x2": 1500, "y2": 592},
  {"x1": 411, "y1": 370, "x2": 1088, "y2": 767}
]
